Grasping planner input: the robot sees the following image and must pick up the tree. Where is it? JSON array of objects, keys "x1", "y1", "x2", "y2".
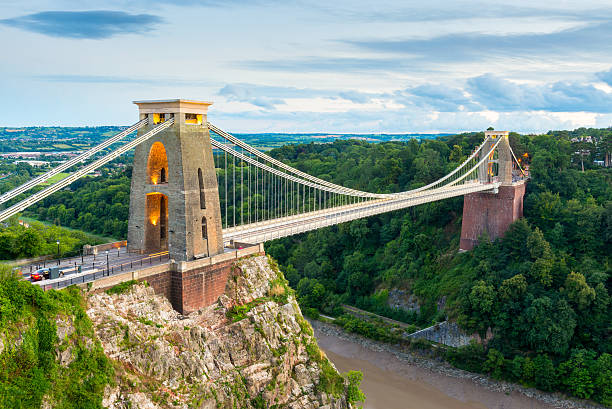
[
  {"x1": 527, "y1": 228, "x2": 551, "y2": 259},
  {"x1": 533, "y1": 354, "x2": 557, "y2": 391},
  {"x1": 469, "y1": 281, "x2": 495, "y2": 311},
  {"x1": 466, "y1": 280, "x2": 496, "y2": 337},
  {"x1": 449, "y1": 145, "x2": 464, "y2": 163},
  {"x1": 593, "y1": 353, "x2": 612, "y2": 405},
  {"x1": 563, "y1": 272, "x2": 596, "y2": 311},
  {"x1": 499, "y1": 274, "x2": 527, "y2": 300},
  {"x1": 14, "y1": 228, "x2": 44, "y2": 258},
  {"x1": 524, "y1": 297, "x2": 576, "y2": 355},
  {"x1": 507, "y1": 356, "x2": 524, "y2": 381},
  {"x1": 345, "y1": 371, "x2": 366, "y2": 405},
  {"x1": 558, "y1": 349, "x2": 596, "y2": 399},
  {"x1": 483, "y1": 348, "x2": 505, "y2": 379}
]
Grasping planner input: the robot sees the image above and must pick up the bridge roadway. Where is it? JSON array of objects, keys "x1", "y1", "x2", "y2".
[
  {"x1": 21, "y1": 247, "x2": 170, "y2": 290},
  {"x1": 222, "y1": 181, "x2": 501, "y2": 245}
]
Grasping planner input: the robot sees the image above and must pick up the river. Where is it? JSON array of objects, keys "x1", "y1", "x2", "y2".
[{"x1": 312, "y1": 321, "x2": 564, "y2": 409}]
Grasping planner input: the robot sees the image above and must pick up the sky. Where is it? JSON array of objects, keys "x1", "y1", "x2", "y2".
[{"x1": 2, "y1": 0, "x2": 612, "y2": 133}]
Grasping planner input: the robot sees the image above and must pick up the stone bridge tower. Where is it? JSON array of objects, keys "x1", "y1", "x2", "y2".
[
  {"x1": 127, "y1": 99, "x2": 224, "y2": 261},
  {"x1": 459, "y1": 130, "x2": 526, "y2": 251}
]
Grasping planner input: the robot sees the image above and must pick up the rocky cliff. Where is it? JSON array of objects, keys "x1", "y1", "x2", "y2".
[{"x1": 87, "y1": 255, "x2": 356, "y2": 409}]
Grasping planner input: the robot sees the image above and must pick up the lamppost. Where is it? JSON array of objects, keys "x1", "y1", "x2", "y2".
[
  {"x1": 56, "y1": 240, "x2": 60, "y2": 265},
  {"x1": 105, "y1": 250, "x2": 109, "y2": 273}
]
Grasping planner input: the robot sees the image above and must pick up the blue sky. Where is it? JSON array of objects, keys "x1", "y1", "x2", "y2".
[{"x1": 2, "y1": 0, "x2": 612, "y2": 133}]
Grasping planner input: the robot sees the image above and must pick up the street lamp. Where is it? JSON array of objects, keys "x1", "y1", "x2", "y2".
[
  {"x1": 105, "y1": 250, "x2": 109, "y2": 273},
  {"x1": 56, "y1": 240, "x2": 60, "y2": 264}
]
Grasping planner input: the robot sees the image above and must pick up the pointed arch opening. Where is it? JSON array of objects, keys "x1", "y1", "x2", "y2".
[
  {"x1": 147, "y1": 142, "x2": 168, "y2": 185},
  {"x1": 145, "y1": 192, "x2": 168, "y2": 252}
]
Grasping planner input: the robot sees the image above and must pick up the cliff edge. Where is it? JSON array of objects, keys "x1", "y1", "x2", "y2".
[{"x1": 87, "y1": 255, "x2": 357, "y2": 409}]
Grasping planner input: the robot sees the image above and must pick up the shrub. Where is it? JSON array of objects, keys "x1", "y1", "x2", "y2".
[
  {"x1": 105, "y1": 280, "x2": 138, "y2": 295},
  {"x1": 0, "y1": 275, "x2": 113, "y2": 409},
  {"x1": 446, "y1": 341, "x2": 485, "y2": 373}
]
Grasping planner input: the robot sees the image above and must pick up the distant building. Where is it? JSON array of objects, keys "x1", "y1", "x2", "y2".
[
  {"x1": 13, "y1": 160, "x2": 48, "y2": 167},
  {"x1": 571, "y1": 135, "x2": 593, "y2": 143}
]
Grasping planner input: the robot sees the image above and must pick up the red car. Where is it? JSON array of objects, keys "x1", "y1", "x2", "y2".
[{"x1": 30, "y1": 270, "x2": 46, "y2": 281}]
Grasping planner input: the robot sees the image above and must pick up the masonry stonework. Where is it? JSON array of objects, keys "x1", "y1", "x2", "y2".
[
  {"x1": 140, "y1": 270, "x2": 172, "y2": 301},
  {"x1": 459, "y1": 182, "x2": 526, "y2": 251},
  {"x1": 127, "y1": 99, "x2": 224, "y2": 261}
]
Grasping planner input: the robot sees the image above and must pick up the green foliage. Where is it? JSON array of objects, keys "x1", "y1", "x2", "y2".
[
  {"x1": 268, "y1": 276, "x2": 290, "y2": 305},
  {"x1": 593, "y1": 353, "x2": 612, "y2": 405},
  {"x1": 105, "y1": 280, "x2": 138, "y2": 295},
  {"x1": 0, "y1": 275, "x2": 113, "y2": 408},
  {"x1": 305, "y1": 340, "x2": 345, "y2": 398},
  {"x1": 6, "y1": 125, "x2": 609, "y2": 404},
  {"x1": 250, "y1": 393, "x2": 266, "y2": 409},
  {"x1": 0, "y1": 218, "x2": 104, "y2": 261},
  {"x1": 345, "y1": 370, "x2": 366, "y2": 405},
  {"x1": 445, "y1": 341, "x2": 486, "y2": 373},
  {"x1": 262, "y1": 132, "x2": 611, "y2": 404},
  {"x1": 28, "y1": 172, "x2": 132, "y2": 239},
  {"x1": 226, "y1": 297, "x2": 268, "y2": 322},
  {"x1": 524, "y1": 296, "x2": 576, "y2": 355},
  {"x1": 563, "y1": 272, "x2": 596, "y2": 311},
  {"x1": 499, "y1": 274, "x2": 527, "y2": 300},
  {"x1": 335, "y1": 314, "x2": 402, "y2": 343},
  {"x1": 483, "y1": 348, "x2": 505, "y2": 379},
  {"x1": 533, "y1": 354, "x2": 557, "y2": 392}
]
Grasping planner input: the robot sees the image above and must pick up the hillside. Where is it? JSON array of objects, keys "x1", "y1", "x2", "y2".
[{"x1": 0, "y1": 256, "x2": 363, "y2": 408}]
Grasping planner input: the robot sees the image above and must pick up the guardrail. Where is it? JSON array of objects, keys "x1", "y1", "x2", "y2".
[
  {"x1": 34, "y1": 251, "x2": 170, "y2": 290},
  {"x1": 22, "y1": 245, "x2": 127, "y2": 273}
]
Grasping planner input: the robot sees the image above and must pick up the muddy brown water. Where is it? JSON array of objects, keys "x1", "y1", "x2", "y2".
[{"x1": 314, "y1": 327, "x2": 559, "y2": 409}]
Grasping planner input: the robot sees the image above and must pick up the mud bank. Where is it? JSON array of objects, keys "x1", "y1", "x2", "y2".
[{"x1": 311, "y1": 320, "x2": 605, "y2": 409}]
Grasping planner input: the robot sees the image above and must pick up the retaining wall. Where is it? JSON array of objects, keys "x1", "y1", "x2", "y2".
[
  {"x1": 407, "y1": 321, "x2": 476, "y2": 347},
  {"x1": 91, "y1": 243, "x2": 265, "y2": 314}
]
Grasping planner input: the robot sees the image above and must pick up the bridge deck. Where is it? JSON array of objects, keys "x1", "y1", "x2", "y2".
[{"x1": 223, "y1": 181, "x2": 500, "y2": 244}]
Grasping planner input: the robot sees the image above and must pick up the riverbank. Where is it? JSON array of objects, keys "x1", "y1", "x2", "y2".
[{"x1": 311, "y1": 319, "x2": 607, "y2": 409}]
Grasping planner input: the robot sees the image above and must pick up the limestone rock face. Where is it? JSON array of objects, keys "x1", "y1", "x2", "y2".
[{"x1": 87, "y1": 255, "x2": 351, "y2": 409}]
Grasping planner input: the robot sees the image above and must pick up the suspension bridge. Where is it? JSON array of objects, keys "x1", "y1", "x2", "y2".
[{"x1": 1, "y1": 99, "x2": 527, "y2": 313}]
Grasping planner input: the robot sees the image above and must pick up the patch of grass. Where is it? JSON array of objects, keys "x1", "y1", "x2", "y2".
[
  {"x1": 271, "y1": 345, "x2": 287, "y2": 358},
  {"x1": 296, "y1": 313, "x2": 314, "y2": 336},
  {"x1": 105, "y1": 280, "x2": 138, "y2": 295},
  {"x1": 39, "y1": 172, "x2": 70, "y2": 186},
  {"x1": 226, "y1": 297, "x2": 269, "y2": 322},
  {"x1": 137, "y1": 317, "x2": 163, "y2": 328}
]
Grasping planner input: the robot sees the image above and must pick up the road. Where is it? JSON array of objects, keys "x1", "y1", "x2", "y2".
[{"x1": 19, "y1": 246, "x2": 169, "y2": 290}]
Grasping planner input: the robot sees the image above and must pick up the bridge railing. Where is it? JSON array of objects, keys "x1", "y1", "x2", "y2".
[{"x1": 33, "y1": 252, "x2": 170, "y2": 291}]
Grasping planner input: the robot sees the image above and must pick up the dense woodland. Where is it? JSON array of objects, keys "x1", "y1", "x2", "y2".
[
  {"x1": 264, "y1": 131, "x2": 611, "y2": 405},
  {"x1": 0, "y1": 128, "x2": 610, "y2": 404}
]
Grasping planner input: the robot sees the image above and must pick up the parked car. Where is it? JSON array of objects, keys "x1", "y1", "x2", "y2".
[
  {"x1": 30, "y1": 268, "x2": 48, "y2": 281},
  {"x1": 30, "y1": 268, "x2": 65, "y2": 281}
]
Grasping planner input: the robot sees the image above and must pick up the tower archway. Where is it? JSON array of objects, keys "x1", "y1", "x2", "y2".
[
  {"x1": 147, "y1": 142, "x2": 168, "y2": 185},
  {"x1": 145, "y1": 192, "x2": 168, "y2": 252}
]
